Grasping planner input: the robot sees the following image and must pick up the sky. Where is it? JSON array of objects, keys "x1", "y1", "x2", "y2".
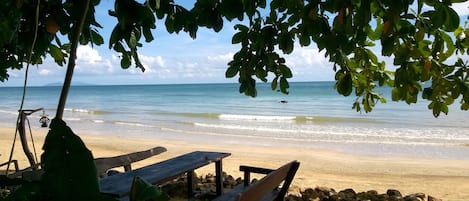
[{"x1": 2, "y1": 1, "x2": 469, "y2": 87}]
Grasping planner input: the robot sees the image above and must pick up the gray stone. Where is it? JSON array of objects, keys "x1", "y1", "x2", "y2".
[
  {"x1": 428, "y1": 195, "x2": 442, "y2": 201},
  {"x1": 387, "y1": 189, "x2": 403, "y2": 198}
]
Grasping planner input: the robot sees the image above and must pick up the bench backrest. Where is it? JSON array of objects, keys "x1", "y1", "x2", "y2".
[
  {"x1": 236, "y1": 160, "x2": 300, "y2": 201},
  {"x1": 94, "y1": 146, "x2": 166, "y2": 177}
]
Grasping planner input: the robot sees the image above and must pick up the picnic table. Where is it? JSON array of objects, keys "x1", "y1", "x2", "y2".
[{"x1": 99, "y1": 151, "x2": 231, "y2": 199}]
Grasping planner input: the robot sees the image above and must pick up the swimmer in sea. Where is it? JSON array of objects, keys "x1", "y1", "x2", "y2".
[{"x1": 278, "y1": 100, "x2": 288, "y2": 103}]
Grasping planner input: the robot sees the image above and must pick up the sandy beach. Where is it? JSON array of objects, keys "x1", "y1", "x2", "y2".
[{"x1": 1, "y1": 126, "x2": 469, "y2": 201}]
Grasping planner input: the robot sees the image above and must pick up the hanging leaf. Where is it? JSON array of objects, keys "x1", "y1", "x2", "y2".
[
  {"x1": 442, "y1": 4, "x2": 460, "y2": 31},
  {"x1": 121, "y1": 53, "x2": 131, "y2": 68},
  {"x1": 225, "y1": 66, "x2": 239, "y2": 78},
  {"x1": 129, "y1": 176, "x2": 169, "y2": 201},
  {"x1": 49, "y1": 44, "x2": 67, "y2": 66},
  {"x1": 335, "y1": 70, "x2": 353, "y2": 96},
  {"x1": 279, "y1": 77, "x2": 289, "y2": 94}
]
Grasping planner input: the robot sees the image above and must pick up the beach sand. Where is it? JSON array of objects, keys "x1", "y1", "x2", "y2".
[{"x1": 1, "y1": 127, "x2": 469, "y2": 200}]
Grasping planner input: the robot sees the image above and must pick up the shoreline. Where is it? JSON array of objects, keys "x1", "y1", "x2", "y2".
[{"x1": 1, "y1": 126, "x2": 469, "y2": 200}]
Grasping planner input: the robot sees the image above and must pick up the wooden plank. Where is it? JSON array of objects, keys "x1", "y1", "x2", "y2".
[
  {"x1": 213, "y1": 160, "x2": 300, "y2": 201},
  {"x1": 99, "y1": 151, "x2": 231, "y2": 197},
  {"x1": 94, "y1": 146, "x2": 167, "y2": 177}
]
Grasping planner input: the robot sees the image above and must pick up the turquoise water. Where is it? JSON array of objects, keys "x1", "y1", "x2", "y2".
[{"x1": 1, "y1": 82, "x2": 468, "y2": 159}]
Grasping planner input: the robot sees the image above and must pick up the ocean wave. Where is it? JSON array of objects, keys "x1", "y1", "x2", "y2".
[
  {"x1": 173, "y1": 112, "x2": 381, "y2": 125},
  {"x1": 0, "y1": 109, "x2": 19, "y2": 116},
  {"x1": 64, "y1": 108, "x2": 109, "y2": 115},
  {"x1": 168, "y1": 123, "x2": 459, "y2": 146},
  {"x1": 177, "y1": 112, "x2": 220, "y2": 119},
  {"x1": 62, "y1": 117, "x2": 81, "y2": 121},
  {"x1": 92, "y1": 119, "x2": 105, "y2": 123},
  {"x1": 114, "y1": 121, "x2": 155, "y2": 128},
  {"x1": 219, "y1": 114, "x2": 296, "y2": 121},
  {"x1": 192, "y1": 122, "x2": 469, "y2": 145}
]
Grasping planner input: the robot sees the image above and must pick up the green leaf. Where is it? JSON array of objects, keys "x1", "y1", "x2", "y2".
[
  {"x1": 225, "y1": 66, "x2": 239, "y2": 78},
  {"x1": 220, "y1": 0, "x2": 244, "y2": 21},
  {"x1": 392, "y1": 87, "x2": 402, "y2": 101},
  {"x1": 299, "y1": 33, "x2": 311, "y2": 46},
  {"x1": 279, "y1": 64, "x2": 292, "y2": 78},
  {"x1": 439, "y1": 31, "x2": 456, "y2": 61},
  {"x1": 335, "y1": 70, "x2": 353, "y2": 96},
  {"x1": 90, "y1": 29, "x2": 104, "y2": 45},
  {"x1": 41, "y1": 119, "x2": 101, "y2": 201},
  {"x1": 279, "y1": 77, "x2": 289, "y2": 94},
  {"x1": 128, "y1": 30, "x2": 138, "y2": 49},
  {"x1": 442, "y1": 4, "x2": 460, "y2": 31},
  {"x1": 132, "y1": 50, "x2": 145, "y2": 72},
  {"x1": 143, "y1": 27, "x2": 154, "y2": 42},
  {"x1": 271, "y1": 77, "x2": 278, "y2": 90},
  {"x1": 461, "y1": 102, "x2": 469, "y2": 110},
  {"x1": 381, "y1": 36, "x2": 396, "y2": 56},
  {"x1": 130, "y1": 176, "x2": 170, "y2": 201},
  {"x1": 109, "y1": 25, "x2": 122, "y2": 49},
  {"x1": 243, "y1": 0, "x2": 256, "y2": 17},
  {"x1": 278, "y1": 32, "x2": 294, "y2": 54},
  {"x1": 49, "y1": 45, "x2": 66, "y2": 66},
  {"x1": 232, "y1": 31, "x2": 246, "y2": 44},
  {"x1": 121, "y1": 53, "x2": 131, "y2": 68}
]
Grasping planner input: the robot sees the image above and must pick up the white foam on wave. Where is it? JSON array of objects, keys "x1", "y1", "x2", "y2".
[
  {"x1": 192, "y1": 122, "x2": 469, "y2": 146},
  {"x1": 219, "y1": 114, "x2": 296, "y2": 121},
  {"x1": 194, "y1": 122, "x2": 291, "y2": 133},
  {"x1": 64, "y1": 108, "x2": 105, "y2": 115},
  {"x1": 92, "y1": 119, "x2": 104, "y2": 123},
  {"x1": 0, "y1": 109, "x2": 18, "y2": 116},
  {"x1": 63, "y1": 117, "x2": 81, "y2": 121},
  {"x1": 114, "y1": 121, "x2": 153, "y2": 128}
]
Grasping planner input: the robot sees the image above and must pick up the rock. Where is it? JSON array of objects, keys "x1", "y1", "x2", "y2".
[
  {"x1": 205, "y1": 173, "x2": 216, "y2": 183},
  {"x1": 404, "y1": 193, "x2": 426, "y2": 201},
  {"x1": 301, "y1": 188, "x2": 319, "y2": 200},
  {"x1": 376, "y1": 193, "x2": 390, "y2": 201},
  {"x1": 285, "y1": 194, "x2": 303, "y2": 201},
  {"x1": 428, "y1": 195, "x2": 442, "y2": 201},
  {"x1": 235, "y1": 177, "x2": 242, "y2": 184},
  {"x1": 387, "y1": 189, "x2": 403, "y2": 198},
  {"x1": 154, "y1": 172, "x2": 435, "y2": 201},
  {"x1": 367, "y1": 190, "x2": 379, "y2": 196},
  {"x1": 338, "y1": 188, "x2": 356, "y2": 201}
]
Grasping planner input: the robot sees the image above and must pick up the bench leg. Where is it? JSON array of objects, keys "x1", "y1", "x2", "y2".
[
  {"x1": 187, "y1": 170, "x2": 194, "y2": 198},
  {"x1": 215, "y1": 160, "x2": 223, "y2": 196}
]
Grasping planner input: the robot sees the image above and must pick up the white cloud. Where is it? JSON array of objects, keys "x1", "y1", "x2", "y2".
[
  {"x1": 139, "y1": 55, "x2": 165, "y2": 71},
  {"x1": 39, "y1": 69, "x2": 50, "y2": 75},
  {"x1": 75, "y1": 45, "x2": 114, "y2": 75},
  {"x1": 207, "y1": 53, "x2": 234, "y2": 63},
  {"x1": 77, "y1": 45, "x2": 102, "y2": 64},
  {"x1": 284, "y1": 46, "x2": 334, "y2": 81}
]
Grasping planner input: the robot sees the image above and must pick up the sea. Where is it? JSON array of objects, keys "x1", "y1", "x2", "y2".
[{"x1": 1, "y1": 82, "x2": 468, "y2": 160}]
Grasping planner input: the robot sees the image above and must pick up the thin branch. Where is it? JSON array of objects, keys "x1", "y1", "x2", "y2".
[{"x1": 56, "y1": 0, "x2": 91, "y2": 119}]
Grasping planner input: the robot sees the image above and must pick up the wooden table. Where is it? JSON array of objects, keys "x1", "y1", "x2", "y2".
[{"x1": 99, "y1": 151, "x2": 231, "y2": 199}]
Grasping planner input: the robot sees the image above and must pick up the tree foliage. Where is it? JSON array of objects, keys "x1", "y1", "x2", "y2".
[{"x1": 1, "y1": 0, "x2": 468, "y2": 117}]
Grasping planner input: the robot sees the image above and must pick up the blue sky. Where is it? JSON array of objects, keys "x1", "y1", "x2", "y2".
[{"x1": 2, "y1": 1, "x2": 469, "y2": 87}]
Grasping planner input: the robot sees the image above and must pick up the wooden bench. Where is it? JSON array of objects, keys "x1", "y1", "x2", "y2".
[
  {"x1": 213, "y1": 160, "x2": 300, "y2": 201},
  {"x1": 2, "y1": 146, "x2": 167, "y2": 181},
  {"x1": 99, "y1": 151, "x2": 231, "y2": 199},
  {"x1": 94, "y1": 146, "x2": 167, "y2": 177}
]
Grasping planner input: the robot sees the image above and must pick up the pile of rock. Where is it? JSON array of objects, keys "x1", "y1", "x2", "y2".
[
  {"x1": 160, "y1": 172, "x2": 442, "y2": 201},
  {"x1": 286, "y1": 187, "x2": 442, "y2": 201},
  {"x1": 160, "y1": 172, "x2": 243, "y2": 200}
]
